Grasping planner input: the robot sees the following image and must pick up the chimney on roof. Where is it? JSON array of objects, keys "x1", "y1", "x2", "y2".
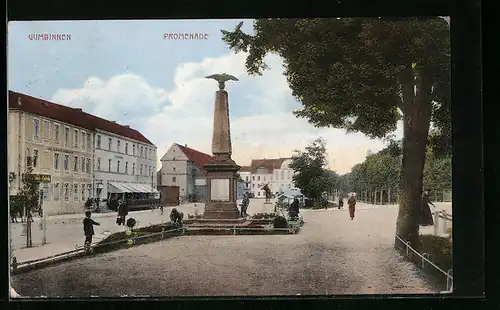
[
  {"x1": 112, "y1": 121, "x2": 116, "y2": 123},
  {"x1": 75, "y1": 108, "x2": 82, "y2": 111},
  {"x1": 185, "y1": 144, "x2": 187, "y2": 147},
  {"x1": 124, "y1": 125, "x2": 130, "y2": 128}
]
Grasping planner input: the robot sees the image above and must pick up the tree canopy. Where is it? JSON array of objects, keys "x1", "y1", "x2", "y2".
[
  {"x1": 222, "y1": 17, "x2": 450, "y2": 246},
  {"x1": 289, "y1": 138, "x2": 333, "y2": 200}
]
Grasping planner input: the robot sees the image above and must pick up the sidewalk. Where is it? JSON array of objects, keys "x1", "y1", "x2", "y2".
[{"x1": 10, "y1": 203, "x2": 203, "y2": 264}]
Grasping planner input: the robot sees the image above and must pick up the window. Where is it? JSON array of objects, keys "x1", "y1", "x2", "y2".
[
  {"x1": 81, "y1": 184, "x2": 85, "y2": 201},
  {"x1": 257, "y1": 192, "x2": 261, "y2": 196},
  {"x1": 125, "y1": 162, "x2": 129, "y2": 174},
  {"x1": 108, "y1": 159, "x2": 112, "y2": 172},
  {"x1": 257, "y1": 176, "x2": 260, "y2": 181},
  {"x1": 54, "y1": 183, "x2": 60, "y2": 201},
  {"x1": 33, "y1": 149, "x2": 39, "y2": 167},
  {"x1": 132, "y1": 163, "x2": 135, "y2": 175},
  {"x1": 133, "y1": 144, "x2": 136, "y2": 155},
  {"x1": 287, "y1": 171, "x2": 291, "y2": 179},
  {"x1": 149, "y1": 166, "x2": 151, "y2": 176},
  {"x1": 252, "y1": 176, "x2": 255, "y2": 181},
  {"x1": 33, "y1": 119, "x2": 40, "y2": 138},
  {"x1": 87, "y1": 184, "x2": 91, "y2": 199},
  {"x1": 173, "y1": 166, "x2": 176, "y2": 171},
  {"x1": 125, "y1": 143, "x2": 129, "y2": 154},
  {"x1": 54, "y1": 153, "x2": 60, "y2": 170},
  {"x1": 81, "y1": 157, "x2": 86, "y2": 172},
  {"x1": 97, "y1": 157, "x2": 101, "y2": 171},
  {"x1": 81, "y1": 132, "x2": 86, "y2": 149},
  {"x1": 172, "y1": 176, "x2": 176, "y2": 183},
  {"x1": 86, "y1": 158, "x2": 91, "y2": 173},
  {"x1": 64, "y1": 127, "x2": 70, "y2": 146},
  {"x1": 117, "y1": 160, "x2": 121, "y2": 173},
  {"x1": 96, "y1": 135, "x2": 101, "y2": 148},
  {"x1": 74, "y1": 156, "x2": 79, "y2": 172},
  {"x1": 252, "y1": 184, "x2": 255, "y2": 188},
  {"x1": 43, "y1": 121, "x2": 50, "y2": 139},
  {"x1": 64, "y1": 183, "x2": 69, "y2": 201},
  {"x1": 74, "y1": 129, "x2": 79, "y2": 147},
  {"x1": 140, "y1": 146, "x2": 143, "y2": 157},
  {"x1": 281, "y1": 171, "x2": 284, "y2": 180},
  {"x1": 54, "y1": 124, "x2": 60, "y2": 142},
  {"x1": 64, "y1": 154, "x2": 69, "y2": 171},
  {"x1": 145, "y1": 165, "x2": 148, "y2": 175},
  {"x1": 74, "y1": 183, "x2": 78, "y2": 201},
  {"x1": 140, "y1": 164, "x2": 143, "y2": 175},
  {"x1": 87, "y1": 133, "x2": 91, "y2": 150},
  {"x1": 108, "y1": 138, "x2": 112, "y2": 150},
  {"x1": 117, "y1": 140, "x2": 121, "y2": 152},
  {"x1": 245, "y1": 176, "x2": 249, "y2": 182}
]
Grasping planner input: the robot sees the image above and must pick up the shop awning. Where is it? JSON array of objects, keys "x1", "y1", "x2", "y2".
[{"x1": 108, "y1": 182, "x2": 159, "y2": 194}]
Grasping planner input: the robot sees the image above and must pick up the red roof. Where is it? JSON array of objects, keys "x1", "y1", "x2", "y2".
[
  {"x1": 250, "y1": 158, "x2": 289, "y2": 173},
  {"x1": 8, "y1": 90, "x2": 154, "y2": 145},
  {"x1": 176, "y1": 144, "x2": 216, "y2": 176},
  {"x1": 239, "y1": 166, "x2": 252, "y2": 172}
]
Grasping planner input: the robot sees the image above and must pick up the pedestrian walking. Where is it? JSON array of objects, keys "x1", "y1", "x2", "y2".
[
  {"x1": 338, "y1": 197, "x2": 344, "y2": 209},
  {"x1": 419, "y1": 191, "x2": 434, "y2": 226},
  {"x1": 289, "y1": 197, "x2": 300, "y2": 220},
  {"x1": 117, "y1": 200, "x2": 129, "y2": 226},
  {"x1": 347, "y1": 195, "x2": 356, "y2": 220},
  {"x1": 160, "y1": 204, "x2": 164, "y2": 215},
  {"x1": 83, "y1": 211, "x2": 100, "y2": 251}
]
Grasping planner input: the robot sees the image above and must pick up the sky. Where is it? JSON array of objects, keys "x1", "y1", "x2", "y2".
[{"x1": 7, "y1": 19, "x2": 405, "y2": 174}]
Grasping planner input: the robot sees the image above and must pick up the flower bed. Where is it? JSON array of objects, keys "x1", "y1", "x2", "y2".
[{"x1": 251, "y1": 212, "x2": 276, "y2": 219}]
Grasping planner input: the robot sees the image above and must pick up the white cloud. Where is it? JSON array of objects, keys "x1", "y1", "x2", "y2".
[{"x1": 52, "y1": 52, "x2": 403, "y2": 174}]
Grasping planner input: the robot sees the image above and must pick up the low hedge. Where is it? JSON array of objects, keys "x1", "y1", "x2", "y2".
[{"x1": 402, "y1": 235, "x2": 453, "y2": 290}]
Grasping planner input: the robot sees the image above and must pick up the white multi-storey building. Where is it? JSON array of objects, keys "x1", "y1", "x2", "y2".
[
  {"x1": 8, "y1": 91, "x2": 94, "y2": 215},
  {"x1": 248, "y1": 158, "x2": 297, "y2": 198},
  {"x1": 238, "y1": 166, "x2": 252, "y2": 195},
  {"x1": 8, "y1": 90, "x2": 158, "y2": 214},
  {"x1": 92, "y1": 119, "x2": 158, "y2": 201}
]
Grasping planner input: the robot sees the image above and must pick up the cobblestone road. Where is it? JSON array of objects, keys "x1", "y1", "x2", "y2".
[{"x1": 11, "y1": 200, "x2": 437, "y2": 297}]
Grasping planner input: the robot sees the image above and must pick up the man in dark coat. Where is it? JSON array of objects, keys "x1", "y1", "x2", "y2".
[
  {"x1": 117, "y1": 200, "x2": 129, "y2": 226},
  {"x1": 347, "y1": 195, "x2": 356, "y2": 220},
  {"x1": 240, "y1": 193, "x2": 250, "y2": 217},
  {"x1": 289, "y1": 197, "x2": 300, "y2": 219},
  {"x1": 83, "y1": 211, "x2": 100, "y2": 246},
  {"x1": 170, "y1": 208, "x2": 184, "y2": 227}
]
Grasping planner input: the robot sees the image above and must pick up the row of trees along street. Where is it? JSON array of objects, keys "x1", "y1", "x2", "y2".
[
  {"x1": 222, "y1": 17, "x2": 450, "y2": 247},
  {"x1": 335, "y1": 139, "x2": 452, "y2": 205}
]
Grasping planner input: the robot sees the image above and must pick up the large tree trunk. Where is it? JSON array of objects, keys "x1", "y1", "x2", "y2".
[{"x1": 395, "y1": 67, "x2": 433, "y2": 249}]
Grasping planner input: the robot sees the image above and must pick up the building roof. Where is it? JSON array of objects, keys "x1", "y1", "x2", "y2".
[
  {"x1": 8, "y1": 90, "x2": 154, "y2": 146},
  {"x1": 175, "y1": 144, "x2": 216, "y2": 176},
  {"x1": 250, "y1": 158, "x2": 289, "y2": 173},
  {"x1": 239, "y1": 166, "x2": 252, "y2": 172}
]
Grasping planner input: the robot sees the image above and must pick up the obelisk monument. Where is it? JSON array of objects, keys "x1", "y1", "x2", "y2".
[{"x1": 203, "y1": 73, "x2": 241, "y2": 219}]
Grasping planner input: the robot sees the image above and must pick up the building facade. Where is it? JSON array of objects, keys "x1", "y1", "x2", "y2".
[
  {"x1": 238, "y1": 166, "x2": 252, "y2": 195},
  {"x1": 93, "y1": 126, "x2": 158, "y2": 201},
  {"x1": 246, "y1": 158, "x2": 297, "y2": 198},
  {"x1": 8, "y1": 90, "x2": 158, "y2": 215},
  {"x1": 159, "y1": 143, "x2": 214, "y2": 202},
  {"x1": 8, "y1": 92, "x2": 94, "y2": 215}
]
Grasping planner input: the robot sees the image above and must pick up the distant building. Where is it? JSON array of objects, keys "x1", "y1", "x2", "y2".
[
  {"x1": 238, "y1": 166, "x2": 252, "y2": 194},
  {"x1": 159, "y1": 143, "x2": 215, "y2": 202},
  {"x1": 249, "y1": 158, "x2": 297, "y2": 198}
]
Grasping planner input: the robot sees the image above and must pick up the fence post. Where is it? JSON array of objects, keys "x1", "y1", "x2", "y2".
[
  {"x1": 422, "y1": 253, "x2": 430, "y2": 268},
  {"x1": 406, "y1": 241, "x2": 411, "y2": 256},
  {"x1": 446, "y1": 269, "x2": 453, "y2": 291},
  {"x1": 433, "y1": 210, "x2": 440, "y2": 235}
]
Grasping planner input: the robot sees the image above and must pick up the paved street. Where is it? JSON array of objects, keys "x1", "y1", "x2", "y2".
[{"x1": 11, "y1": 199, "x2": 444, "y2": 297}]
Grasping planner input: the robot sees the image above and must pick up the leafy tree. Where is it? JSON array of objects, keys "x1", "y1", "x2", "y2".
[
  {"x1": 16, "y1": 158, "x2": 39, "y2": 218},
  {"x1": 289, "y1": 138, "x2": 332, "y2": 201},
  {"x1": 423, "y1": 153, "x2": 452, "y2": 191},
  {"x1": 222, "y1": 17, "x2": 450, "y2": 247}
]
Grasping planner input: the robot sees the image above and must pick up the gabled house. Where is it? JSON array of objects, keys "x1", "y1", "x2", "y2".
[{"x1": 159, "y1": 143, "x2": 215, "y2": 202}]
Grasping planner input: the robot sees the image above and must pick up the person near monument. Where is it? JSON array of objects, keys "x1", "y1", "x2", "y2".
[
  {"x1": 170, "y1": 208, "x2": 184, "y2": 227},
  {"x1": 83, "y1": 211, "x2": 100, "y2": 248},
  {"x1": 420, "y1": 191, "x2": 435, "y2": 226},
  {"x1": 240, "y1": 193, "x2": 250, "y2": 217},
  {"x1": 338, "y1": 196, "x2": 344, "y2": 209},
  {"x1": 289, "y1": 197, "x2": 300, "y2": 219},
  {"x1": 347, "y1": 195, "x2": 356, "y2": 220}
]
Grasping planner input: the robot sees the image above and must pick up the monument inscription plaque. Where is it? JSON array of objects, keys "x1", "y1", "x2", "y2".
[{"x1": 210, "y1": 178, "x2": 230, "y2": 201}]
